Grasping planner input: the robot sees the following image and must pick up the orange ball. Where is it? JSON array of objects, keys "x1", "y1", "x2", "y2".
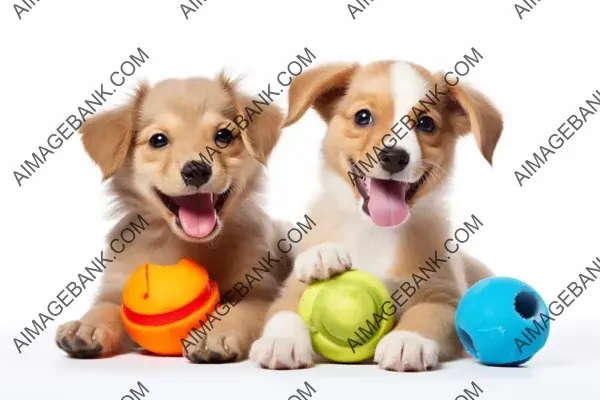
[{"x1": 121, "y1": 258, "x2": 219, "y2": 355}]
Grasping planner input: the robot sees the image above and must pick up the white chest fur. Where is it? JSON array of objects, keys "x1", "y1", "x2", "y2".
[
  {"x1": 320, "y1": 168, "x2": 401, "y2": 282},
  {"x1": 338, "y1": 215, "x2": 400, "y2": 282}
]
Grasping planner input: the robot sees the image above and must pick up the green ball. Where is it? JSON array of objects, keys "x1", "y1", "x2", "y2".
[{"x1": 298, "y1": 270, "x2": 395, "y2": 363}]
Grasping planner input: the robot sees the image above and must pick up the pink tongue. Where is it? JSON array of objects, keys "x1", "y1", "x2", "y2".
[
  {"x1": 174, "y1": 194, "x2": 216, "y2": 238},
  {"x1": 367, "y1": 179, "x2": 409, "y2": 227}
]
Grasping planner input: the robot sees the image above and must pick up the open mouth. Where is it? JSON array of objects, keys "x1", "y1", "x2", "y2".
[
  {"x1": 350, "y1": 160, "x2": 432, "y2": 227},
  {"x1": 154, "y1": 188, "x2": 231, "y2": 239}
]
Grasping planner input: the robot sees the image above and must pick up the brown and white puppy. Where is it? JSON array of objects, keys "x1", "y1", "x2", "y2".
[
  {"x1": 55, "y1": 75, "x2": 292, "y2": 362},
  {"x1": 250, "y1": 61, "x2": 501, "y2": 371}
]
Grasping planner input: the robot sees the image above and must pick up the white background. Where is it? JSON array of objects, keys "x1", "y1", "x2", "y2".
[{"x1": 1, "y1": 0, "x2": 599, "y2": 398}]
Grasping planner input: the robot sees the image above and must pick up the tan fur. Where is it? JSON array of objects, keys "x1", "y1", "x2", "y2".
[
  {"x1": 263, "y1": 61, "x2": 502, "y2": 368},
  {"x1": 55, "y1": 76, "x2": 292, "y2": 362}
]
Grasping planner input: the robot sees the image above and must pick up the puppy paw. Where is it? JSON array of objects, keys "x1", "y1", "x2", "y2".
[
  {"x1": 249, "y1": 311, "x2": 314, "y2": 369},
  {"x1": 250, "y1": 337, "x2": 314, "y2": 370},
  {"x1": 183, "y1": 328, "x2": 246, "y2": 363},
  {"x1": 374, "y1": 331, "x2": 439, "y2": 372},
  {"x1": 56, "y1": 320, "x2": 122, "y2": 358},
  {"x1": 294, "y1": 242, "x2": 352, "y2": 283}
]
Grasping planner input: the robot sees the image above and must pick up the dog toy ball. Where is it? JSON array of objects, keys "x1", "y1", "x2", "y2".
[
  {"x1": 298, "y1": 270, "x2": 395, "y2": 363},
  {"x1": 121, "y1": 258, "x2": 219, "y2": 356},
  {"x1": 456, "y1": 276, "x2": 550, "y2": 366}
]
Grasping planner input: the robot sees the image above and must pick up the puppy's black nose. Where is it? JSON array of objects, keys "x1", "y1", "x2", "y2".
[
  {"x1": 181, "y1": 161, "x2": 211, "y2": 188},
  {"x1": 379, "y1": 149, "x2": 410, "y2": 174}
]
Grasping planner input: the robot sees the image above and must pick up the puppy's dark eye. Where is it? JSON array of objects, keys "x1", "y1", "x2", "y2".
[
  {"x1": 214, "y1": 128, "x2": 234, "y2": 147},
  {"x1": 417, "y1": 115, "x2": 436, "y2": 133},
  {"x1": 149, "y1": 133, "x2": 169, "y2": 148},
  {"x1": 354, "y1": 109, "x2": 373, "y2": 126}
]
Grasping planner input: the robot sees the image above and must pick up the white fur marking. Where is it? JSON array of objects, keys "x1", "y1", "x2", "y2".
[
  {"x1": 321, "y1": 168, "x2": 400, "y2": 281},
  {"x1": 249, "y1": 311, "x2": 313, "y2": 369},
  {"x1": 374, "y1": 330, "x2": 439, "y2": 371},
  {"x1": 294, "y1": 242, "x2": 352, "y2": 282},
  {"x1": 389, "y1": 61, "x2": 429, "y2": 182}
]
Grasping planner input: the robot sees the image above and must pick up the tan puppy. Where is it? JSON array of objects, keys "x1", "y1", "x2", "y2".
[
  {"x1": 55, "y1": 75, "x2": 292, "y2": 362},
  {"x1": 250, "y1": 61, "x2": 501, "y2": 371}
]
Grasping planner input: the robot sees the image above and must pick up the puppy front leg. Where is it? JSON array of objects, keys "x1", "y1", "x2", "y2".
[
  {"x1": 294, "y1": 242, "x2": 352, "y2": 283},
  {"x1": 55, "y1": 249, "x2": 139, "y2": 358},
  {"x1": 183, "y1": 287, "x2": 274, "y2": 363},
  {"x1": 249, "y1": 277, "x2": 315, "y2": 369},
  {"x1": 56, "y1": 301, "x2": 133, "y2": 358},
  {"x1": 55, "y1": 214, "x2": 155, "y2": 358},
  {"x1": 374, "y1": 301, "x2": 462, "y2": 371}
]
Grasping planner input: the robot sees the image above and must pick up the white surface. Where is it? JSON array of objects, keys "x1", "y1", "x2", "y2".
[
  {"x1": 2, "y1": 320, "x2": 600, "y2": 399},
  {"x1": 2, "y1": 0, "x2": 600, "y2": 398}
]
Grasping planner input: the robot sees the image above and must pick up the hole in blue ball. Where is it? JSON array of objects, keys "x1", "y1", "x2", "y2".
[
  {"x1": 514, "y1": 291, "x2": 538, "y2": 319},
  {"x1": 457, "y1": 328, "x2": 477, "y2": 356}
]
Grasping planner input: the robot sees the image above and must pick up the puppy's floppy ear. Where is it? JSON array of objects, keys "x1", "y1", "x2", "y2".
[
  {"x1": 284, "y1": 63, "x2": 358, "y2": 127},
  {"x1": 218, "y1": 72, "x2": 283, "y2": 165},
  {"x1": 445, "y1": 82, "x2": 503, "y2": 165},
  {"x1": 80, "y1": 83, "x2": 149, "y2": 179}
]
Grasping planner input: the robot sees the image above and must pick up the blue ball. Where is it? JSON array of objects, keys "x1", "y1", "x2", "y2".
[{"x1": 455, "y1": 277, "x2": 551, "y2": 366}]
